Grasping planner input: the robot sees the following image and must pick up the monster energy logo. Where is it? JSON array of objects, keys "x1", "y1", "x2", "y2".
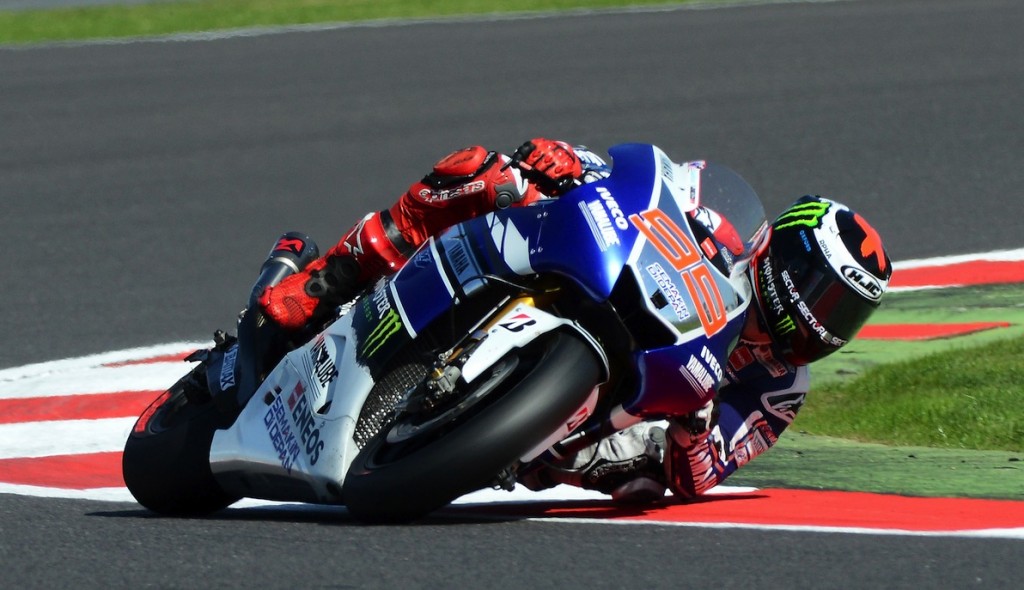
[
  {"x1": 775, "y1": 201, "x2": 831, "y2": 230},
  {"x1": 362, "y1": 308, "x2": 403, "y2": 357},
  {"x1": 774, "y1": 315, "x2": 796, "y2": 336}
]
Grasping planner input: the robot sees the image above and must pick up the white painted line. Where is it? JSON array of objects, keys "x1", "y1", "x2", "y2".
[
  {"x1": 519, "y1": 516, "x2": 1024, "y2": 540},
  {"x1": 0, "y1": 341, "x2": 207, "y2": 382},
  {"x1": 0, "y1": 362, "x2": 193, "y2": 399},
  {"x1": 0, "y1": 483, "x2": 134, "y2": 502},
  {"x1": 0, "y1": 417, "x2": 135, "y2": 459}
]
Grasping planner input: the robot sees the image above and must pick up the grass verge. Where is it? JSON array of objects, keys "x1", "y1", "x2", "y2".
[
  {"x1": 729, "y1": 432, "x2": 1022, "y2": 500},
  {"x1": 803, "y1": 334, "x2": 1024, "y2": 452},
  {"x1": 807, "y1": 284, "x2": 1024, "y2": 452},
  {"x1": 731, "y1": 283, "x2": 1024, "y2": 499},
  {"x1": 0, "y1": 0, "x2": 721, "y2": 44}
]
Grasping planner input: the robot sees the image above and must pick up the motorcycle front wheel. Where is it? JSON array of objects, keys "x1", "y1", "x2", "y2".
[{"x1": 342, "y1": 331, "x2": 602, "y2": 523}]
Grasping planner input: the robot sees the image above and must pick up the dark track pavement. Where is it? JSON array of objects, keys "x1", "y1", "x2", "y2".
[
  {"x1": 3, "y1": 0, "x2": 1023, "y2": 370},
  {"x1": 1, "y1": 1, "x2": 1022, "y2": 587}
]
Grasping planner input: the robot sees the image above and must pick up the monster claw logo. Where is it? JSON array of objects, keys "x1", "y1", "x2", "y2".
[
  {"x1": 774, "y1": 200, "x2": 831, "y2": 230},
  {"x1": 362, "y1": 308, "x2": 402, "y2": 357},
  {"x1": 774, "y1": 315, "x2": 796, "y2": 336}
]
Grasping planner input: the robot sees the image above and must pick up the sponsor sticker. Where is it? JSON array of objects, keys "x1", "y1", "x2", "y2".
[
  {"x1": 499, "y1": 312, "x2": 537, "y2": 333},
  {"x1": 309, "y1": 334, "x2": 338, "y2": 389},
  {"x1": 781, "y1": 270, "x2": 848, "y2": 347},
  {"x1": 761, "y1": 390, "x2": 806, "y2": 423},
  {"x1": 775, "y1": 200, "x2": 831, "y2": 230},
  {"x1": 264, "y1": 393, "x2": 301, "y2": 474},
  {"x1": 645, "y1": 262, "x2": 692, "y2": 322},
  {"x1": 678, "y1": 345, "x2": 723, "y2": 394},
  {"x1": 286, "y1": 382, "x2": 324, "y2": 466},
  {"x1": 218, "y1": 344, "x2": 238, "y2": 391},
  {"x1": 842, "y1": 264, "x2": 884, "y2": 301},
  {"x1": 360, "y1": 285, "x2": 405, "y2": 358}
]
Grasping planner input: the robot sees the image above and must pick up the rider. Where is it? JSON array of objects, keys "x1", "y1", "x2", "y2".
[{"x1": 258, "y1": 138, "x2": 892, "y2": 503}]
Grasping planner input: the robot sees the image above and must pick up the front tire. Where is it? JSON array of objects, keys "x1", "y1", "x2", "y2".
[
  {"x1": 122, "y1": 368, "x2": 239, "y2": 515},
  {"x1": 342, "y1": 332, "x2": 602, "y2": 523}
]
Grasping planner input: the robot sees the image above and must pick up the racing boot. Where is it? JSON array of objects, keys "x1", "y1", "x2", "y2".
[
  {"x1": 519, "y1": 421, "x2": 669, "y2": 504},
  {"x1": 259, "y1": 211, "x2": 413, "y2": 331},
  {"x1": 258, "y1": 253, "x2": 362, "y2": 331}
]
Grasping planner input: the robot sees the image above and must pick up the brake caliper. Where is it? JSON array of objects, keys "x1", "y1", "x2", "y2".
[{"x1": 420, "y1": 364, "x2": 463, "y2": 411}]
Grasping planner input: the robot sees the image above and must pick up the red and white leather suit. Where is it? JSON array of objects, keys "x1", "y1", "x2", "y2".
[{"x1": 260, "y1": 139, "x2": 583, "y2": 331}]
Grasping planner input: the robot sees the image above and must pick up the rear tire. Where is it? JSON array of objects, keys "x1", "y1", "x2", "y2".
[
  {"x1": 122, "y1": 369, "x2": 239, "y2": 515},
  {"x1": 342, "y1": 332, "x2": 602, "y2": 523}
]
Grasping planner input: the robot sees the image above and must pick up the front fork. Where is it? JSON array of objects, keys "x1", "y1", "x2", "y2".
[
  {"x1": 405, "y1": 294, "x2": 551, "y2": 415},
  {"x1": 452, "y1": 297, "x2": 649, "y2": 481},
  {"x1": 426, "y1": 293, "x2": 615, "y2": 463}
]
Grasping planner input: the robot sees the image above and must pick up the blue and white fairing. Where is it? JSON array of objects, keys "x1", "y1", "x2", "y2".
[{"x1": 385, "y1": 143, "x2": 769, "y2": 418}]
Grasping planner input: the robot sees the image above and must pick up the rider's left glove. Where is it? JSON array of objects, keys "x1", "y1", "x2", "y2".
[
  {"x1": 511, "y1": 138, "x2": 584, "y2": 195},
  {"x1": 519, "y1": 422, "x2": 668, "y2": 504},
  {"x1": 662, "y1": 398, "x2": 720, "y2": 500}
]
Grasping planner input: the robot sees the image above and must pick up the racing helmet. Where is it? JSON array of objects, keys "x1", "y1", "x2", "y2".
[{"x1": 754, "y1": 195, "x2": 892, "y2": 364}]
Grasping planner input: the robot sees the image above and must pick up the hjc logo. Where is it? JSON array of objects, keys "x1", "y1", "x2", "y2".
[
  {"x1": 843, "y1": 265, "x2": 883, "y2": 300},
  {"x1": 499, "y1": 313, "x2": 537, "y2": 332}
]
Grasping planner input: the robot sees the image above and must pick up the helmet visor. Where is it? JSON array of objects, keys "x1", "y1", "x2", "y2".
[{"x1": 777, "y1": 255, "x2": 879, "y2": 362}]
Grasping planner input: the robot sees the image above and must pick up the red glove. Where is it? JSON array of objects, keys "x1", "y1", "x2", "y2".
[{"x1": 513, "y1": 138, "x2": 583, "y2": 195}]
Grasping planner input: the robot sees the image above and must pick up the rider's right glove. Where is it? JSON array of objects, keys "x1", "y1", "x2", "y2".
[{"x1": 510, "y1": 138, "x2": 584, "y2": 195}]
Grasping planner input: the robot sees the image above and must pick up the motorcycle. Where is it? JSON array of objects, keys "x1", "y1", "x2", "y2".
[{"x1": 123, "y1": 143, "x2": 769, "y2": 523}]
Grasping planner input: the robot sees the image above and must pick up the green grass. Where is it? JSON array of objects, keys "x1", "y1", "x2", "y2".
[
  {"x1": 0, "y1": 0, "x2": 720, "y2": 44},
  {"x1": 799, "y1": 335, "x2": 1024, "y2": 452},
  {"x1": 810, "y1": 282, "x2": 1024, "y2": 385},
  {"x1": 802, "y1": 283, "x2": 1024, "y2": 453},
  {"x1": 728, "y1": 431, "x2": 1023, "y2": 499},
  {"x1": 728, "y1": 283, "x2": 1024, "y2": 498}
]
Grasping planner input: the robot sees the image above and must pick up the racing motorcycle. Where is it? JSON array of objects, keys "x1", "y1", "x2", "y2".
[{"x1": 123, "y1": 143, "x2": 769, "y2": 523}]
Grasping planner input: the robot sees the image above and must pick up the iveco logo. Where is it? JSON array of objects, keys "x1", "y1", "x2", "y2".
[
  {"x1": 842, "y1": 265, "x2": 883, "y2": 300},
  {"x1": 595, "y1": 186, "x2": 629, "y2": 230}
]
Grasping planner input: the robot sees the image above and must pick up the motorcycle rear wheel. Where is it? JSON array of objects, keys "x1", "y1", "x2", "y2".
[
  {"x1": 122, "y1": 368, "x2": 240, "y2": 515},
  {"x1": 342, "y1": 331, "x2": 602, "y2": 523}
]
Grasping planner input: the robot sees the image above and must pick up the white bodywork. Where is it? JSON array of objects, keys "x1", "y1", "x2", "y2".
[{"x1": 208, "y1": 303, "x2": 607, "y2": 504}]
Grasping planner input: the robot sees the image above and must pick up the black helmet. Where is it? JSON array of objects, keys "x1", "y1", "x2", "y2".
[{"x1": 753, "y1": 195, "x2": 892, "y2": 365}]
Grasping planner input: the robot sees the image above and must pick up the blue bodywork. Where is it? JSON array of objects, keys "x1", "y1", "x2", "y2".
[{"x1": 356, "y1": 144, "x2": 765, "y2": 418}]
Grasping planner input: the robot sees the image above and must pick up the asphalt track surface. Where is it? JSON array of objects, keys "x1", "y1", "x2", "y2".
[{"x1": 1, "y1": 0, "x2": 1022, "y2": 587}]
